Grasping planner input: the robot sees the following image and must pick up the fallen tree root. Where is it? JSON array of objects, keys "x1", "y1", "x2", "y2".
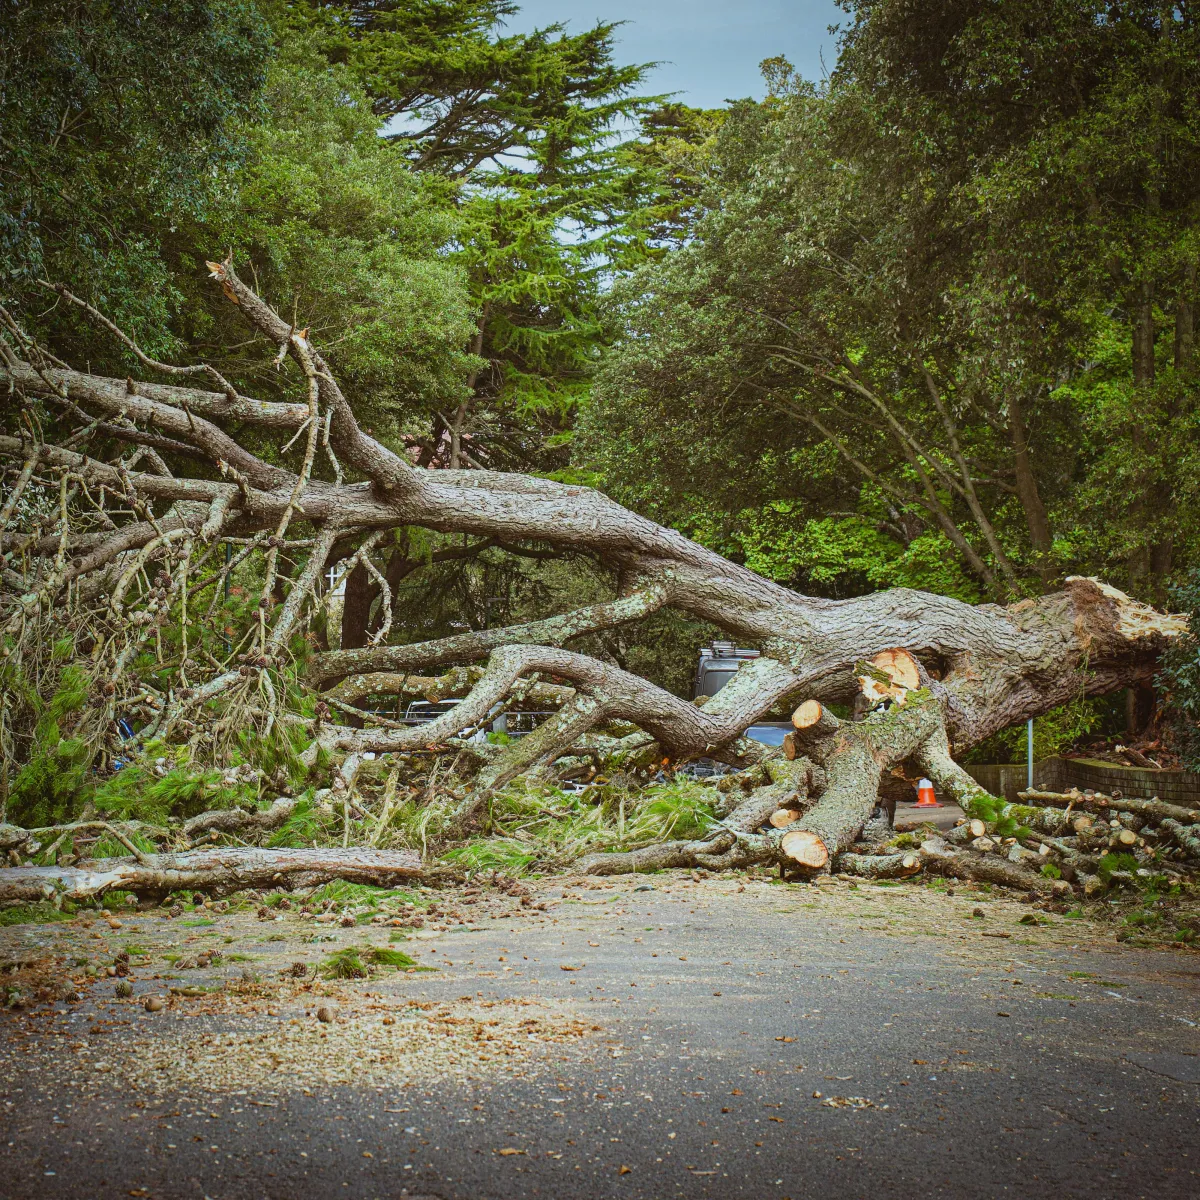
[{"x1": 0, "y1": 847, "x2": 421, "y2": 903}]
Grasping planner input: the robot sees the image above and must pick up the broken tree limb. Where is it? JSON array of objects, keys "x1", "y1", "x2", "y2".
[
  {"x1": 0, "y1": 847, "x2": 422, "y2": 903},
  {"x1": 182, "y1": 797, "x2": 297, "y2": 839},
  {"x1": 917, "y1": 836, "x2": 1064, "y2": 894},
  {"x1": 1018, "y1": 789, "x2": 1200, "y2": 826},
  {"x1": 1161, "y1": 818, "x2": 1200, "y2": 859},
  {"x1": 836, "y1": 850, "x2": 922, "y2": 879}
]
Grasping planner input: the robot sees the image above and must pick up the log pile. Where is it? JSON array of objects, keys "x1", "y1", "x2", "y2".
[{"x1": 835, "y1": 784, "x2": 1200, "y2": 896}]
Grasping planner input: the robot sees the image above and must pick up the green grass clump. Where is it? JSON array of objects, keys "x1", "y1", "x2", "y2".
[
  {"x1": 304, "y1": 881, "x2": 414, "y2": 908},
  {"x1": 319, "y1": 944, "x2": 419, "y2": 978},
  {"x1": 442, "y1": 838, "x2": 539, "y2": 875},
  {"x1": 0, "y1": 903, "x2": 74, "y2": 926},
  {"x1": 266, "y1": 795, "x2": 334, "y2": 848},
  {"x1": 366, "y1": 946, "x2": 415, "y2": 968},
  {"x1": 320, "y1": 947, "x2": 368, "y2": 979}
]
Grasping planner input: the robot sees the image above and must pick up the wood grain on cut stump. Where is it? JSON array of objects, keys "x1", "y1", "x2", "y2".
[
  {"x1": 769, "y1": 808, "x2": 802, "y2": 829},
  {"x1": 871, "y1": 648, "x2": 920, "y2": 691},
  {"x1": 780, "y1": 828, "x2": 829, "y2": 869}
]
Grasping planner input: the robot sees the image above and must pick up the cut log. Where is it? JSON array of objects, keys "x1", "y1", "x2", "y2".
[
  {"x1": 1160, "y1": 819, "x2": 1200, "y2": 859},
  {"x1": 1113, "y1": 828, "x2": 1139, "y2": 848},
  {"x1": 917, "y1": 836, "x2": 1064, "y2": 895},
  {"x1": 791, "y1": 699, "x2": 841, "y2": 735},
  {"x1": 1019, "y1": 789, "x2": 1200, "y2": 826},
  {"x1": 769, "y1": 808, "x2": 802, "y2": 829},
  {"x1": 780, "y1": 828, "x2": 829, "y2": 870},
  {"x1": 0, "y1": 847, "x2": 422, "y2": 903},
  {"x1": 967, "y1": 818, "x2": 987, "y2": 838},
  {"x1": 182, "y1": 797, "x2": 297, "y2": 839},
  {"x1": 837, "y1": 851, "x2": 922, "y2": 879}
]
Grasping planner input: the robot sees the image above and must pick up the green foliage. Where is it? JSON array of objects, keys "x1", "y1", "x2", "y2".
[
  {"x1": 437, "y1": 776, "x2": 718, "y2": 874},
  {"x1": 0, "y1": 903, "x2": 75, "y2": 927},
  {"x1": 1, "y1": 0, "x2": 271, "y2": 355},
  {"x1": 1159, "y1": 570, "x2": 1200, "y2": 770},
  {"x1": 267, "y1": 796, "x2": 336, "y2": 848},
  {"x1": 366, "y1": 945, "x2": 416, "y2": 969},
  {"x1": 1097, "y1": 852, "x2": 1140, "y2": 884},
  {"x1": 7, "y1": 666, "x2": 94, "y2": 827},
  {"x1": 302, "y1": 881, "x2": 415, "y2": 908},
  {"x1": 963, "y1": 696, "x2": 1106, "y2": 765},
  {"x1": 319, "y1": 943, "x2": 416, "y2": 978},
  {"x1": 320, "y1": 946, "x2": 368, "y2": 979}
]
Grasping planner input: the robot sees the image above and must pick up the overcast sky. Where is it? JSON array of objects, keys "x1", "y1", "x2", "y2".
[{"x1": 505, "y1": 0, "x2": 845, "y2": 109}]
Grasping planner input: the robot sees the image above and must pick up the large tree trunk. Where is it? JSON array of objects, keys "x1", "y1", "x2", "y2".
[{"x1": 0, "y1": 264, "x2": 1186, "y2": 875}]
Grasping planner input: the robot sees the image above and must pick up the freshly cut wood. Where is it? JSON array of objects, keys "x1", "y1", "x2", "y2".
[
  {"x1": 780, "y1": 828, "x2": 829, "y2": 870},
  {"x1": 0, "y1": 846, "x2": 422, "y2": 903},
  {"x1": 1019, "y1": 789, "x2": 1200, "y2": 825},
  {"x1": 791, "y1": 699, "x2": 840, "y2": 735},
  {"x1": 967, "y1": 818, "x2": 987, "y2": 838},
  {"x1": 1113, "y1": 828, "x2": 1138, "y2": 848},
  {"x1": 871, "y1": 648, "x2": 921, "y2": 691},
  {"x1": 769, "y1": 808, "x2": 802, "y2": 829},
  {"x1": 1072, "y1": 815, "x2": 1094, "y2": 833},
  {"x1": 786, "y1": 702, "x2": 840, "y2": 759},
  {"x1": 183, "y1": 796, "x2": 297, "y2": 839}
]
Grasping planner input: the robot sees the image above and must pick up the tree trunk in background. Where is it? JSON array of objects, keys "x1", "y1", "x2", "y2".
[
  {"x1": 1132, "y1": 280, "x2": 1156, "y2": 386},
  {"x1": 1006, "y1": 391, "x2": 1053, "y2": 583},
  {"x1": 340, "y1": 561, "x2": 375, "y2": 652}
]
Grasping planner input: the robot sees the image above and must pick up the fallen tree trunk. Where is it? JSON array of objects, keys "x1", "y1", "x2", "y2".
[
  {"x1": 0, "y1": 847, "x2": 422, "y2": 903},
  {"x1": 1, "y1": 262, "x2": 1187, "y2": 879}
]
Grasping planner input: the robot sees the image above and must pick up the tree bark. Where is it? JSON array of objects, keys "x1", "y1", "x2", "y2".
[
  {"x1": 0, "y1": 847, "x2": 421, "y2": 903},
  {"x1": 1006, "y1": 390, "x2": 1054, "y2": 582}
]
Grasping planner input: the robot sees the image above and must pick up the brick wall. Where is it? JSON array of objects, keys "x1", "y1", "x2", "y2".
[{"x1": 965, "y1": 756, "x2": 1200, "y2": 804}]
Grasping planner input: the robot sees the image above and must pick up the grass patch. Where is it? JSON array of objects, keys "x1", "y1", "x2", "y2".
[
  {"x1": 122, "y1": 943, "x2": 149, "y2": 956},
  {"x1": 0, "y1": 902, "x2": 73, "y2": 926},
  {"x1": 320, "y1": 944, "x2": 420, "y2": 979},
  {"x1": 320, "y1": 947, "x2": 368, "y2": 979},
  {"x1": 180, "y1": 918, "x2": 215, "y2": 927},
  {"x1": 366, "y1": 946, "x2": 415, "y2": 968},
  {"x1": 304, "y1": 881, "x2": 415, "y2": 908},
  {"x1": 226, "y1": 953, "x2": 257, "y2": 962}
]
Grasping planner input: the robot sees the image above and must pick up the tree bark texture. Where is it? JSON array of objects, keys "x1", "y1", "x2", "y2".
[{"x1": 0, "y1": 847, "x2": 422, "y2": 903}]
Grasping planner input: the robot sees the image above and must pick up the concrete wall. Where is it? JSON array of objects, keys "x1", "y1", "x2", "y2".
[{"x1": 965, "y1": 756, "x2": 1200, "y2": 805}]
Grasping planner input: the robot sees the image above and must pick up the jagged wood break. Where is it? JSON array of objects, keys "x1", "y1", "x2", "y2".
[{"x1": 0, "y1": 262, "x2": 1185, "y2": 874}]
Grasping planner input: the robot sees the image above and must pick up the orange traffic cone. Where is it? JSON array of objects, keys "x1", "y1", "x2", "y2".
[{"x1": 914, "y1": 777, "x2": 940, "y2": 808}]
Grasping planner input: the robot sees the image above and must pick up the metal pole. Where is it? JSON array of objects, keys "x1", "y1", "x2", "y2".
[{"x1": 1027, "y1": 717, "x2": 1035, "y2": 789}]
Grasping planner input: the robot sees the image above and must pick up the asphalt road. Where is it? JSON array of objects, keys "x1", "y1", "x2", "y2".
[{"x1": 2, "y1": 875, "x2": 1198, "y2": 1199}]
